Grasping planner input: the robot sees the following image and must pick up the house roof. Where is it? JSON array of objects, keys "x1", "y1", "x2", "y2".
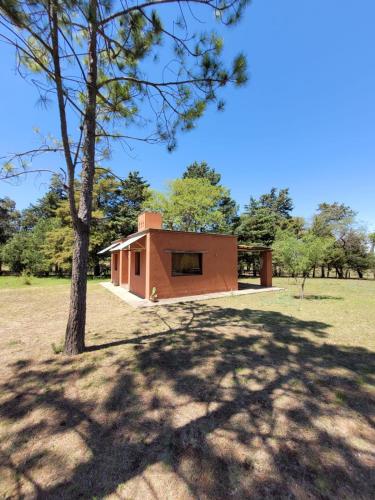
[
  {"x1": 111, "y1": 233, "x2": 146, "y2": 251},
  {"x1": 97, "y1": 242, "x2": 121, "y2": 254}
]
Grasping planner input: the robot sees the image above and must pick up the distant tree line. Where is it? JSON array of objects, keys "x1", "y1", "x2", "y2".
[
  {"x1": 0, "y1": 171, "x2": 149, "y2": 276},
  {"x1": 1, "y1": 162, "x2": 374, "y2": 279}
]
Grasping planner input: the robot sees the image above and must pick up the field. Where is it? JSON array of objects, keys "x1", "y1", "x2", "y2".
[{"x1": 0, "y1": 277, "x2": 374, "y2": 499}]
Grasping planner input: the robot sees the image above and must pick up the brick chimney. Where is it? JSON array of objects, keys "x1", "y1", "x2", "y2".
[{"x1": 138, "y1": 211, "x2": 163, "y2": 231}]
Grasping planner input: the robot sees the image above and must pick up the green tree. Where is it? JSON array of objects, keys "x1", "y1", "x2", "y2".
[
  {"x1": 368, "y1": 252, "x2": 375, "y2": 279},
  {"x1": 20, "y1": 174, "x2": 67, "y2": 230},
  {"x1": 247, "y1": 188, "x2": 293, "y2": 219},
  {"x1": 2, "y1": 218, "x2": 54, "y2": 275},
  {"x1": 281, "y1": 216, "x2": 306, "y2": 237},
  {"x1": 0, "y1": 196, "x2": 20, "y2": 272},
  {"x1": 104, "y1": 170, "x2": 150, "y2": 237},
  {"x1": 237, "y1": 188, "x2": 294, "y2": 247},
  {"x1": 182, "y1": 162, "x2": 239, "y2": 232},
  {"x1": 145, "y1": 178, "x2": 227, "y2": 231},
  {"x1": 0, "y1": 197, "x2": 20, "y2": 243},
  {"x1": 312, "y1": 202, "x2": 369, "y2": 278},
  {"x1": 273, "y1": 231, "x2": 332, "y2": 299},
  {"x1": 343, "y1": 229, "x2": 370, "y2": 279},
  {"x1": 312, "y1": 202, "x2": 355, "y2": 239},
  {"x1": 237, "y1": 207, "x2": 279, "y2": 247},
  {"x1": 43, "y1": 175, "x2": 110, "y2": 276},
  {"x1": 0, "y1": 0, "x2": 248, "y2": 354},
  {"x1": 183, "y1": 161, "x2": 221, "y2": 186},
  {"x1": 1, "y1": 233, "x2": 27, "y2": 274},
  {"x1": 369, "y1": 232, "x2": 375, "y2": 253}
]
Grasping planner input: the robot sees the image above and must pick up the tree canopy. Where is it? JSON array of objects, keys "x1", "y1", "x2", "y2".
[
  {"x1": 236, "y1": 188, "x2": 294, "y2": 246},
  {"x1": 182, "y1": 162, "x2": 238, "y2": 232},
  {"x1": 183, "y1": 161, "x2": 221, "y2": 186},
  {"x1": 273, "y1": 231, "x2": 332, "y2": 298},
  {"x1": 144, "y1": 177, "x2": 228, "y2": 232}
]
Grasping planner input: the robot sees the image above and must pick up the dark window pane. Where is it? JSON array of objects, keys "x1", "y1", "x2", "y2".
[
  {"x1": 135, "y1": 252, "x2": 141, "y2": 275},
  {"x1": 172, "y1": 253, "x2": 202, "y2": 275}
]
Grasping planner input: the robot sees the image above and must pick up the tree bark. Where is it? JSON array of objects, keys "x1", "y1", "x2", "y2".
[
  {"x1": 335, "y1": 266, "x2": 344, "y2": 279},
  {"x1": 64, "y1": 0, "x2": 98, "y2": 355},
  {"x1": 64, "y1": 225, "x2": 89, "y2": 354}
]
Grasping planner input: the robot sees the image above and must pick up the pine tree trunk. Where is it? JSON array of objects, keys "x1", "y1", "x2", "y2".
[
  {"x1": 63, "y1": 0, "x2": 97, "y2": 355},
  {"x1": 64, "y1": 225, "x2": 89, "y2": 354}
]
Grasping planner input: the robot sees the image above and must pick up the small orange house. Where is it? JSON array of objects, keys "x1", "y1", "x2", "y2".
[{"x1": 99, "y1": 212, "x2": 272, "y2": 300}]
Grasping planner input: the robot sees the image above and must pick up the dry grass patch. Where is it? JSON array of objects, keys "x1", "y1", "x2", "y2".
[{"x1": 0, "y1": 278, "x2": 374, "y2": 499}]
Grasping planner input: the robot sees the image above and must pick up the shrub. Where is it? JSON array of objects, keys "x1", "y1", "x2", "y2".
[
  {"x1": 21, "y1": 270, "x2": 32, "y2": 285},
  {"x1": 51, "y1": 341, "x2": 64, "y2": 355}
]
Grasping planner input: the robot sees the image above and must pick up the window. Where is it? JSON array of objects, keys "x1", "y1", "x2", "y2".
[
  {"x1": 172, "y1": 253, "x2": 202, "y2": 276},
  {"x1": 114, "y1": 253, "x2": 118, "y2": 271},
  {"x1": 135, "y1": 252, "x2": 141, "y2": 275}
]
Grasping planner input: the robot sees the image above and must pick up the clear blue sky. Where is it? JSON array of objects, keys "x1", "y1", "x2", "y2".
[{"x1": 1, "y1": 0, "x2": 374, "y2": 230}]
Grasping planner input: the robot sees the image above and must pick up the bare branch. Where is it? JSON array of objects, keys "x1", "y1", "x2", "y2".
[
  {"x1": 98, "y1": 75, "x2": 226, "y2": 90},
  {"x1": 0, "y1": 168, "x2": 58, "y2": 181},
  {"x1": 0, "y1": 146, "x2": 64, "y2": 162},
  {"x1": 99, "y1": 0, "x2": 215, "y2": 26}
]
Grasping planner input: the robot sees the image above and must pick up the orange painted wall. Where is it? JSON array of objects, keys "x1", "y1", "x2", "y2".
[
  {"x1": 138, "y1": 211, "x2": 162, "y2": 231},
  {"x1": 128, "y1": 249, "x2": 147, "y2": 298},
  {"x1": 147, "y1": 230, "x2": 238, "y2": 299},
  {"x1": 119, "y1": 250, "x2": 129, "y2": 285},
  {"x1": 111, "y1": 251, "x2": 120, "y2": 285},
  {"x1": 260, "y1": 251, "x2": 273, "y2": 287}
]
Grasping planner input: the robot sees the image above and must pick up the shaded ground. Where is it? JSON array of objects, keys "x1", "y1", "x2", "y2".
[{"x1": 0, "y1": 278, "x2": 374, "y2": 499}]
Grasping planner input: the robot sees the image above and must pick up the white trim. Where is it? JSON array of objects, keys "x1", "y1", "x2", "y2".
[
  {"x1": 97, "y1": 242, "x2": 121, "y2": 255},
  {"x1": 111, "y1": 233, "x2": 146, "y2": 251}
]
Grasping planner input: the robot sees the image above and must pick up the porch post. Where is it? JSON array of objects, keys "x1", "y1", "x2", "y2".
[
  {"x1": 145, "y1": 233, "x2": 151, "y2": 300},
  {"x1": 119, "y1": 250, "x2": 128, "y2": 286},
  {"x1": 111, "y1": 252, "x2": 115, "y2": 283},
  {"x1": 111, "y1": 251, "x2": 120, "y2": 286},
  {"x1": 260, "y1": 250, "x2": 273, "y2": 287}
]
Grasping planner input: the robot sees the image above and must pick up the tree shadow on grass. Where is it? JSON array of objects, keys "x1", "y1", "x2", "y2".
[
  {"x1": 292, "y1": 294, "x2": 344, "y2": 301},
  {"x1": 237, "y1": 282, "x2": 269, "y2": 290},
  {"x1": 1, "y1": 303, "x2": 374, "y2": 499}
]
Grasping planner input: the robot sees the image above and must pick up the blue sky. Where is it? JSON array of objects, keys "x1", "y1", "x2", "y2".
[{"x1": 0, "y1": 0, "x2": 374, "y2": 230}]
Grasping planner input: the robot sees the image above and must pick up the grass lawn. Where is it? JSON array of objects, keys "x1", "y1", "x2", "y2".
[
  {"x1": 0, "y1": 277, "x2": 374, "y2": 499},
  {"x1": 0, "y1": 275, "x2": 106, "y2": 289}
]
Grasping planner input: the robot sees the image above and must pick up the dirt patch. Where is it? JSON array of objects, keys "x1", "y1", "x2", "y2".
[{"x1": 0, "y1": 280, "x2": 374, "y2": 498}]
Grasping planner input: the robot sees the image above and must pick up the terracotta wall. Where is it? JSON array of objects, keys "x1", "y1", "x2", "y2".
[
  {"x1": 148, "y1": 230, "x2": 238, "y2": 299},
  {"x1": 260, "y1": 251, "x2": 273, "y2": 287},
  {"x1": 138, "y1": 211, "x2": 163, "y2": 231},
  {"x1": 111, "y1": 251, "x2": 120, "y2": 285},
  {"x1": 119, "y1": 250, "x2": 129, "y2": 285},
  {"x1": 128, "y1": 249, "x2": 147, "y2": 298}
]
